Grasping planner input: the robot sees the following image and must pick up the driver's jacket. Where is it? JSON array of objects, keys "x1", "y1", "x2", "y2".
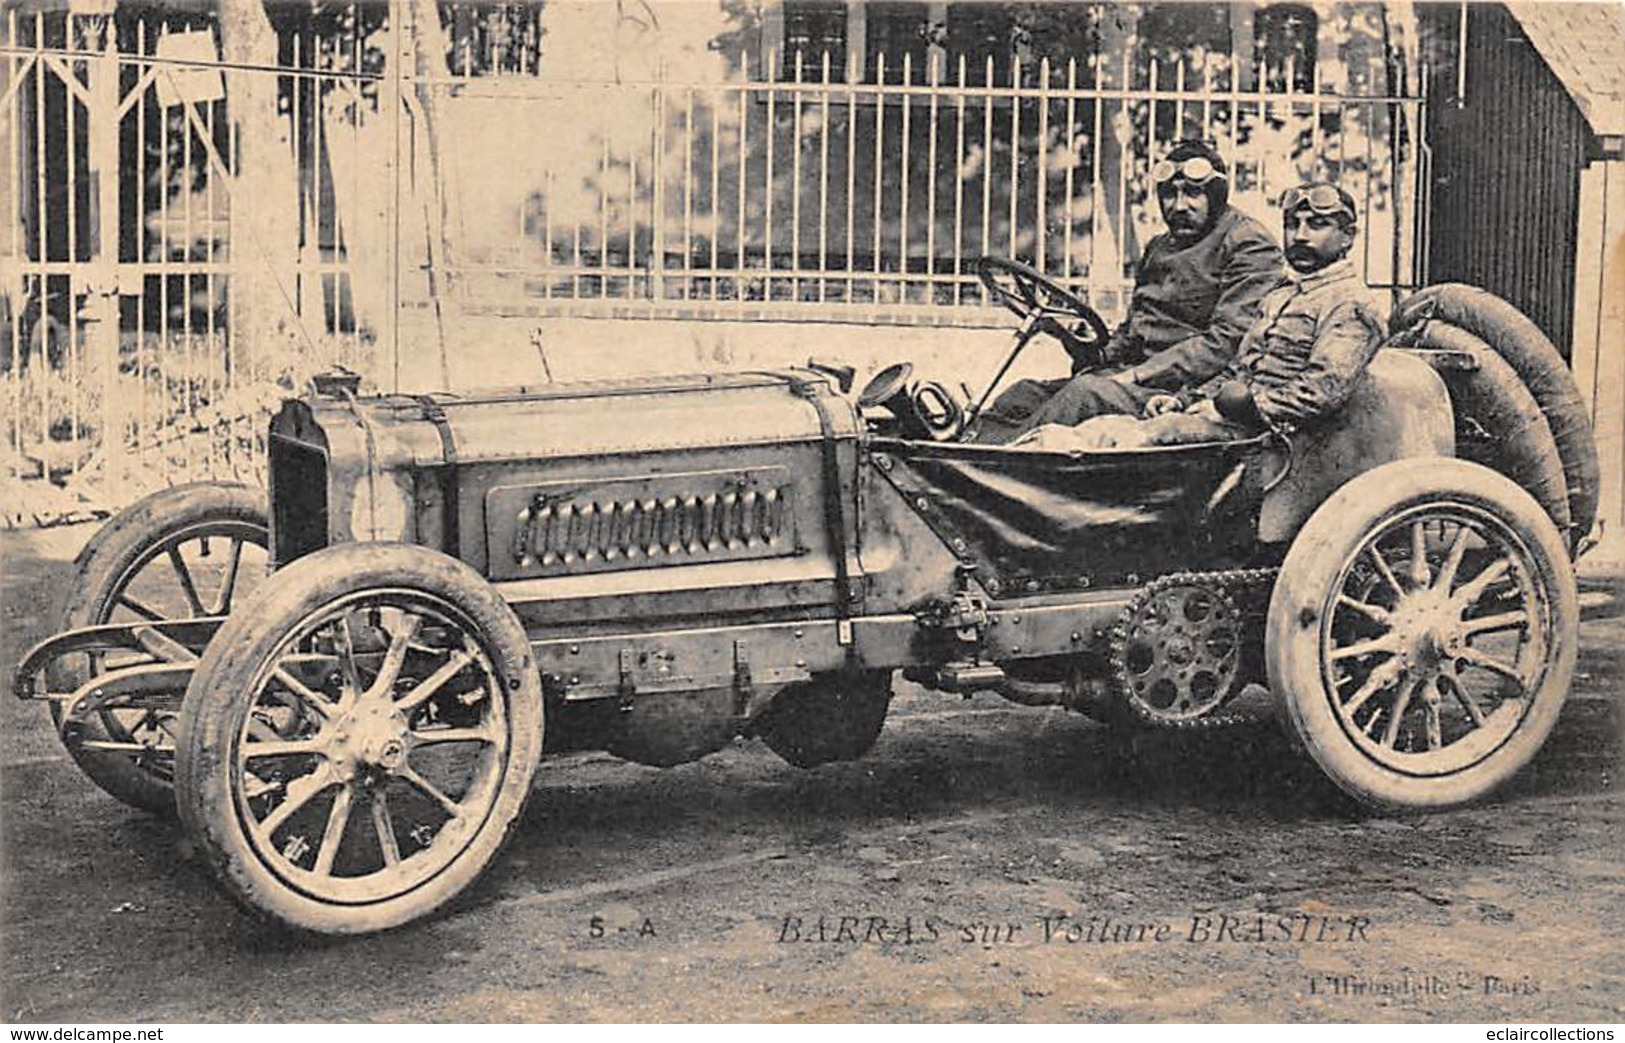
[
  {"x1": 1107, "y1": 206, "x2": 1284, "y2": 389},
  {"x1": 1215, "y1": 258, "x2": 1389, "y2": 427}
]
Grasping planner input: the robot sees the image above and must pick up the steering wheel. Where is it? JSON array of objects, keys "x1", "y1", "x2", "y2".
[{"x1": 976, "y1": 257, "x2": 1110, "y2": 370}]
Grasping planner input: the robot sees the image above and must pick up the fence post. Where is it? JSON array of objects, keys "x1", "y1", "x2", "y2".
[
  {"x1": 78, "y1": 2, "x2": 124, "y2": 491},
  {"x1": 388, "y1": 0, "x2": 405, "y2": 391},
  {"x1": 650, "y1": 57, "x2": 666, "y2": 302}
]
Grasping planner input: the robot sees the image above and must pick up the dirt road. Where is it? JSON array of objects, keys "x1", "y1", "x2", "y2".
[{"x1": 3, "y1": 525, "x2": 1621, "y2": 1023}]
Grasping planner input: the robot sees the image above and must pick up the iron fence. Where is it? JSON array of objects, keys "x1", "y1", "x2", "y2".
[
  {"x1": 0, "y1": 4, "x2": 1429, "y2": 519},
  {"x1": 2, "y1": 7, "x2": 376, "y2": 515},
  {"x1": 434, "y1": 44, "x2": 1427, "y2": 322}
]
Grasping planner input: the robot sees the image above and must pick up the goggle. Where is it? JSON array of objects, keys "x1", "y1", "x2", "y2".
[
  {"x1": 1151, "y1": 156, "x2": 1224, "y2": 185},
  {"x1": 1281, "y1": 183, "x2": 1354, "y2": 219}
]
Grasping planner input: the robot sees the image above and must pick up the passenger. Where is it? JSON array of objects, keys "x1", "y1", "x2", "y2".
[
  {"x1": 969, "y1": 139, "x2": 1283, "y2": 443},
  {"x1": 1017, "y1": 182, "x2": 1387, "y2": 451}
]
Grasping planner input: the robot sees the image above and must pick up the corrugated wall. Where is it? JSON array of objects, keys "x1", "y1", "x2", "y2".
[{"x1": 1425, "y1": 2, "x2": 1588, "y2": 359}]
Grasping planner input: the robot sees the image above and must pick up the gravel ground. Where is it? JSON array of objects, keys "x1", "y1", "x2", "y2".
[{"x1": 2, "y1": 522, "x2": 1621, "y2": 1023}]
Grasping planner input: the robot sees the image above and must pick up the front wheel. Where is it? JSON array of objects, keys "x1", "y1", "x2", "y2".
[
  {"x1": 1266, "y1": 458, "x2": 1578, "y2": 811},
  {"x1": 175, "y1": 543, "x2": 543, "y2": 935}
]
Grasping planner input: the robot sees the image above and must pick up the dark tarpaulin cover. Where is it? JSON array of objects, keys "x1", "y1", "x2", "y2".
[{"x1": 874, "y1": 439, "x2": 1269, "y2": 594}]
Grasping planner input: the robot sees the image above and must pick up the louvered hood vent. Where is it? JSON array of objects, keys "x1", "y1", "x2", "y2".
[{"x1": 492, "y1": 467, "x2": 801, "y2": 579}]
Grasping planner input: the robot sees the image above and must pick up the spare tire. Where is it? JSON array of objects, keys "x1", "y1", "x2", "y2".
[
  {"x1": 1394, "y1": 284, "x2": 1599, "y2": 548},
  {"x1": 1403, "y1": 320, "x2": 1571, "y2": 539}
]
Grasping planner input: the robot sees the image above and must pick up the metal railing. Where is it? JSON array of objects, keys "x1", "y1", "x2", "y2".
[
  {"x1": 431, "y1": 46, "x2": 1427, "y2": 324},
  {"x1": 2, "y1": 8, "x2": 376, "y2": 517},
  {"x1": 0, "y1": 5, "x2": 1428, "y2": 520}
]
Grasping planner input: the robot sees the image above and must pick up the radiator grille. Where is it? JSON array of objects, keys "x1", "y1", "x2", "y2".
[{"x1": 270, "y1": 437, "x2": 329, "y2": 567}]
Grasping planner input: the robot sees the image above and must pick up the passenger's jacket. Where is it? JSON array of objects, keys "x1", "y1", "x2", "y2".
[
  {"x1": 1108, "y1": 206, "x2": 1284, "y2": 389},
  {"x1": 1231, "y1": 258, "x2": 1389, "y2": 427}
]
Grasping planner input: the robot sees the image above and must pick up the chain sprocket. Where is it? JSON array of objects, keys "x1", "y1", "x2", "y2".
[{"x1": 1108, "y1": 568, "x2": 1277, "y2": 729}]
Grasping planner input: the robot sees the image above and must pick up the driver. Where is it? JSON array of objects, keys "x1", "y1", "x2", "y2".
[
  {"x1": 969, "y1": 140, "x2": 1283, "y2": 443},
  {"x1": 1018, "y1": 182, "x2": 1387, "y2": 450}
]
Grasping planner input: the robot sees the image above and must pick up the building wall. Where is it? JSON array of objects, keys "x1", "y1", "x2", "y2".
[
  {"x1": 1574, "y1": 159, "x2": 1625, "y2": 535},
  {"x1": 1424, "y1": 2, "x2": 1588, "y2": 358}
]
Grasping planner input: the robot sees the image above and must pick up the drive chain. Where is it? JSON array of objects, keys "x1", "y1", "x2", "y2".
[{"x1": 1107, "y1": 567, "x2": 1279, "y2": 730}]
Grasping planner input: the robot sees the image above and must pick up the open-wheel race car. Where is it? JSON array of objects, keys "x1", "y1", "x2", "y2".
[{"x1": 14, "y1": 258, "x2": 1611, "y2": 935}]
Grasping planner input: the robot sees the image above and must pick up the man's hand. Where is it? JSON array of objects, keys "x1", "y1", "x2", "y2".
[
  {"x1": 1010, "y1": 424, "x2": 1062, "y2": 447},
  {"x1": 1142, "y1": 394, "x2": 1182, "y2": 418},
  {"x1": 1186, "y1": 398, "x2": 1222, "y2": 422},
  {"x1": 1098, "y1": 329, "x2": 1127, "y2": 365}
]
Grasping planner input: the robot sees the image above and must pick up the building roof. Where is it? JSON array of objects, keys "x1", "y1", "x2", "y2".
[{"x1": 1507, "y1": 1, "x2": 1625, "y2": 137}]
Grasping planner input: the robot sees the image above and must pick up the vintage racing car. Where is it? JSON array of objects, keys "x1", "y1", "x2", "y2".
[{"x1": 14, "y1": 259, "x2": 1609, "y2": 935}]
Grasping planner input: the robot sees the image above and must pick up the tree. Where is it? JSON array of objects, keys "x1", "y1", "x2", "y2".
[{"x1": 218, "y1": 0, "x2": 299, "y2": 379}]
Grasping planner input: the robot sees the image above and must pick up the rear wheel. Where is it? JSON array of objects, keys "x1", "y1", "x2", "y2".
[
  {"x1": 175, "y1": 543, "x2": 543, "y2": 935},
  {"x1": 55, "y1": 482, "x2": 268, "y2": 814},
  {"x1": 1267, "y1": 459, "x2": 1577, "y2": 811}
]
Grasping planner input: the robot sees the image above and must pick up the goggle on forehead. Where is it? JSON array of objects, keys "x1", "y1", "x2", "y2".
[
  {"x1": 1282, "y1": 183, "x2": 1354, "y2": 219},
  {"x1": 1151, "y1": 156, "x2": 1225, "y2": 186}
]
